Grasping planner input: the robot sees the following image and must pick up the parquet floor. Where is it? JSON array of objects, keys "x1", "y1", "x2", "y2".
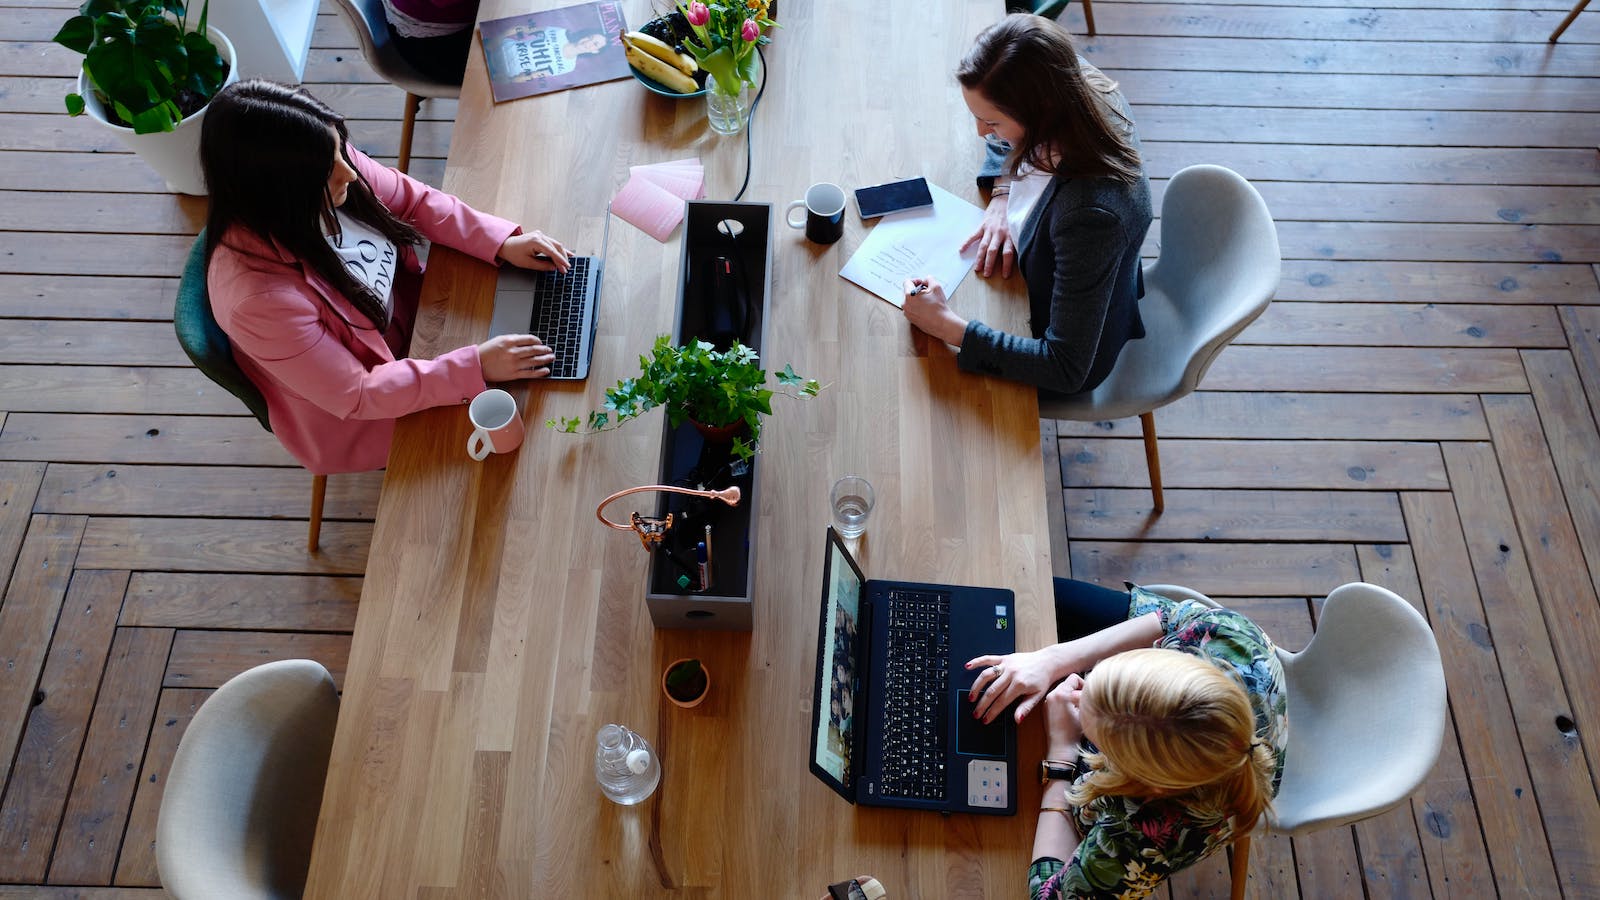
[{"x1": 1, "y1": 0, "x2": 1597, "y2": 897}]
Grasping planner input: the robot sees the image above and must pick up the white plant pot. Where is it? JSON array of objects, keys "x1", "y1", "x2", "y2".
[{"x1": 76, "y1": 26, "x2": 238, "y2": 196}]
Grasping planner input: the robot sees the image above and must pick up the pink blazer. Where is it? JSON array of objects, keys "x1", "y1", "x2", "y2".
[{"x1": 208, "y1": 148, "x2": 519, "y2": 475}]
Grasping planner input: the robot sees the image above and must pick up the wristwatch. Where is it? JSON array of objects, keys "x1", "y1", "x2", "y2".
[{"x1": 1040, "y1": 758, "x2": 1079, "y2": 784}]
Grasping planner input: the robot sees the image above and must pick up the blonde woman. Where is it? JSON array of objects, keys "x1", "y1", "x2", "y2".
[{"x1": 968, "y1": 582, "x2": 1287, "y2": 898}]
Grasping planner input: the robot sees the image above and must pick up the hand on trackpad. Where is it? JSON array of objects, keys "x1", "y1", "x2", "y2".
[{"x1": 956, "y1": 691, "x2": 1008, "y2": 757}]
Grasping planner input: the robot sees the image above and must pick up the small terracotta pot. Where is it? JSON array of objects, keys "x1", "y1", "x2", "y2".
[
  {"x1": 690, "y1": 418, "x2": 749, "y2": 444},
  {"x1": 662, "y1": 658, "x2": 710, "y2": 708}
]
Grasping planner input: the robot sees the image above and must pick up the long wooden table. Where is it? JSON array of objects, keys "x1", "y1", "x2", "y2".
[{"x1": 304, "y1": 1, "x2": 1055, "y2": 895}]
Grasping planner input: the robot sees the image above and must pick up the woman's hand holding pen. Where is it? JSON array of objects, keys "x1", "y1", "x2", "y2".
[
  {"x1": 901, "y1": 277, "x2": 968, "y2": 348},
  {"x1": 960, "y1": 196, "x2": 1016, "y2": 279},
  {"x1": 497, "y1": 229, "x2": 573, "y2": 273}
]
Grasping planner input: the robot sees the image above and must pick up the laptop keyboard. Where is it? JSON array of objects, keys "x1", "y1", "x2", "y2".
[
  {"x1": 528, "y1": 257, "x2": 592, "y2": 379},
  {"x1": 879, "y1": 588, "x2": 952, "y2": 801}
]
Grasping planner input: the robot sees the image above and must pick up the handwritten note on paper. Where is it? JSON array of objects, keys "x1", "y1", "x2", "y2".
[{"x1": 839, "y1": 182, "x2": 985, "y2": 308}]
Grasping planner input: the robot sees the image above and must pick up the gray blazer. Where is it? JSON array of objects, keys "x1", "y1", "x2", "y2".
[{"x1": 956, "y1": 88, "x2": 1153, "y2": 398}]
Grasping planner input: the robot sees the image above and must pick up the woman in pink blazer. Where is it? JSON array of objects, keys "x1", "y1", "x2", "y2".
[{"x1": 200, "y1": 79, "x2": 568, "y2": 474}]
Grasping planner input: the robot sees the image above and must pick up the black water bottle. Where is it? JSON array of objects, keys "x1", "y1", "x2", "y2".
[{"x1": 705, "y1": 255, "x2": 747, "y2": 350}]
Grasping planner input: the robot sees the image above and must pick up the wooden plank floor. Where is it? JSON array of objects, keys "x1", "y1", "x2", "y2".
[{"x1": 1, "y1": 0, "x2": 1598, "y2": 896}]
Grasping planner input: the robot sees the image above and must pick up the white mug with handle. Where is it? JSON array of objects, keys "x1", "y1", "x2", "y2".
[{"x1": 467, "y1": 388, "x2": 525, "y2": 461}]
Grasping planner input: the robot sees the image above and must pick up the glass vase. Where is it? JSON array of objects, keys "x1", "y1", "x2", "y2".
[{"x1": 704, "y1": 72, "x2": 751, "y2": 136}]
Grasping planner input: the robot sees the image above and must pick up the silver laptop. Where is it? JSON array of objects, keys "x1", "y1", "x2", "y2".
[{"x1": 487, "y1": 212, "x2": 611, "y2": 381}]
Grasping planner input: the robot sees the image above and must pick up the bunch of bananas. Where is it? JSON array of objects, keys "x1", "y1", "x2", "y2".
[{"x1": 622, "y1": 31, "x2": 700, "y2": 94}]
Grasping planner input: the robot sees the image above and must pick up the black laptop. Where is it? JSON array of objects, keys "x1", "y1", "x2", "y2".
[
  {"x1": 487, "y1": 212, "x2": 611, "y2": 380},
  {"x1": 808, "y1": 527, "x2": 1018, "y2": 815}
]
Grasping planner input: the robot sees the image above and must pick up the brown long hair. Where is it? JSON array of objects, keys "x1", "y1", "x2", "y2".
[
  {"x1": 200, "y1": 79, "x2": 423, "y2": 331},
  {"x1": 1070, "y1": 648, "x2": 1275, "y2": 835},
  {"x1": 956, "y1": 14, "x2": 1141, "y2": 182}
]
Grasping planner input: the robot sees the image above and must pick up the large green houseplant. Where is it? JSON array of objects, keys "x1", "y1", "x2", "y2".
[
  {"x1": 52, "y1": 0, "x2": 234, "y2": 194},
  {"x1": 549, "y1": 336, "x2": 821, "y2": 461},
  {"x1": 54, "y1": 0, "x2": 229, "y2": 134}
]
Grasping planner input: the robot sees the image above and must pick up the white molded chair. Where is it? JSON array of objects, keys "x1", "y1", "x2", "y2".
[
  {"x1": 1142, "y1": 582, "x2": 1448, "y2": 900},
  {"x1": 1040, "y1": 165, "x2": 1280, "y2": 512},
  {"x1": 156, "y1": 659, "x2": 340, "y2": 900},
  {"x1": 327, "y1": 0, "x2": 462, "y2": 173}
]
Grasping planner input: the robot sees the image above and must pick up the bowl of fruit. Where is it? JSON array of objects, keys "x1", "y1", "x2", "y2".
[{"x1": 623, "y1": 13, "x2": 708, "y2": 98}]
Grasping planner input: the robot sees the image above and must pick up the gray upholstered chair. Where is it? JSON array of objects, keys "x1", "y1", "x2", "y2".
[
  {"x1": 156, "y1": 659, "x2": 340, "y2": 900},
  {"x1": 1039, "y1": 164, "x2": 1279, "y2": 512},
  {"x1": 1142, "y1": 582, "x2": 1448, "y2": 900},
  {"x1": 327, "y1": 0, "x2": 462, "y2": 173},
  {"x1": 173, "y1": 231, "x2": 326, "y2": 550}
]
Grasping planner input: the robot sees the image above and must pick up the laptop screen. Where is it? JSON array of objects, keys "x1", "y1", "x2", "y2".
[{"x1": 809, "y1": 529, "x2": 866, "y2": 800}]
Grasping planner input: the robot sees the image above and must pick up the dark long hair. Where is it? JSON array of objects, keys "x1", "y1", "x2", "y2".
[
  {"x1": 200, "y1": 79, "x2": 423, "y2": 331},
  {"x1": 956, "y1": 14, "x2": 1142, "y2": 183}
]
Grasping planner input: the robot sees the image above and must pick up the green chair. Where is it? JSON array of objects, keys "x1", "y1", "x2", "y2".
[
  {"x1": 1008, "y1": 0, "x2": 1095, "y2": 34},
  {"x1": 173, "y1": 231, "x2": 327, "y2": 551}
]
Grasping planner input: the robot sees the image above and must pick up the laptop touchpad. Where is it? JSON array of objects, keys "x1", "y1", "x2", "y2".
[{"x1": 955, "y1": 691, "x2": 1008, "y2": 757}]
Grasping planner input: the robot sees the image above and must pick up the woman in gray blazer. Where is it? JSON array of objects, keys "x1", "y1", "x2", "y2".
[{"x1": 903, "y1": 14, "x2": 1152, "y2": 398}]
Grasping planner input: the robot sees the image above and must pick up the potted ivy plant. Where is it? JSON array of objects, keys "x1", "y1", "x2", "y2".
[
  {"x1": 662, "y1": 658, "x2": 710, "y2": 708},
  {"x1": 53, "y1": 0, "x2": 237, "y2": 195},
  {"x1": 549, "y1": 335, "x2": 822, "y2": 461}
]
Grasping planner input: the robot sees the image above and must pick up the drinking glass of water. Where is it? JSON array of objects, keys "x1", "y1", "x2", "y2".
[{"x1": 830, "y1": 475, "x2": 875, "y2": 539}]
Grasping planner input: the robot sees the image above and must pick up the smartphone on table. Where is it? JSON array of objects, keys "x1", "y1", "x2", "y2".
[{"x1": 855, "y1": 177, "x2": 934, "y2": 220}]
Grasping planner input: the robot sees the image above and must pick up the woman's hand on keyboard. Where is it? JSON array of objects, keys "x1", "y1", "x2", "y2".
[
  {"x1": 966, "y1": 648, "x2": 1065, "y2": 725},
  {"x1": 478, "y1": 334, "x2": 556, "y2": 381},
  {"x1": 497, "y1": 230, "x2": 573, "y2": 273}
]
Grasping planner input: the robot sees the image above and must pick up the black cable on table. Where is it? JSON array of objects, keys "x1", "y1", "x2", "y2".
[{"x1": 731, "y1": 46, "x2": 768, "y2": 203}]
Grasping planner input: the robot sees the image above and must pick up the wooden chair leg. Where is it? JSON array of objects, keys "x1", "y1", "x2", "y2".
[
  {"x1": 398, "y1": 93, "x2": 422, "y2": 174},
  {"x1": 1139, "y1": 411, "x2": 1164, "y2": 513},
  {"x1": 1081, "y1": 0, "x2": 1096, "y2": 35},
  {"x1": 1549, "y1": 0, "x2": 1589, "y2": 41},
  {"x1": 308, "y1": 473, "x2": 327, "y2": 552},
  {"x1": 1230, "y1": 833, "x2": 1252, "y2": 900}
]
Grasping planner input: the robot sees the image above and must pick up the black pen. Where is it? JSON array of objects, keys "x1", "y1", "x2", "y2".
[{"x1": 908, "y1": 283, "x2": 929, "y2": 296}]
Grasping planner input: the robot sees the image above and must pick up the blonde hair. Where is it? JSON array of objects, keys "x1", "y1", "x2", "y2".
[{"x1": 1069, "y1": 648, "x2": 1275, "y2": 834}]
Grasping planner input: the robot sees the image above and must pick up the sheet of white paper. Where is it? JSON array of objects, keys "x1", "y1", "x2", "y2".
[{"x1": 839, "y1": 182, "x2": 985, "y2": 308}]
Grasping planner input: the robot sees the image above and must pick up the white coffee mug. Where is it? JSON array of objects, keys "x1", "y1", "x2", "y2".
[{"x1": 467, "y1": 389, "x2": 524, "y2": 460}]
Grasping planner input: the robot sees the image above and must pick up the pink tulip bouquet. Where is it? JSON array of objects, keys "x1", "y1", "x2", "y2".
[{"x1": 676, "y1": 0, "x2": 776, "y2": 97}]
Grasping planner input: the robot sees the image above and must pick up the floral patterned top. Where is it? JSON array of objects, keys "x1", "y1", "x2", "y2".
[{"x1": 1028, "y1": 587, "x2": 1290, "y2": 900}]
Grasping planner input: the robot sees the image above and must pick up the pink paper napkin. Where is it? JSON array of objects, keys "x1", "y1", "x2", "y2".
[
  {"x1": 613, "y1": 158, "x2": 705, "y2": 241},
  {"x1": 633, "y1": 166, "x2": 704, "y2": 200},
  {"x1": 612, "y1": 173, "x2": 689, "y2": 242}
]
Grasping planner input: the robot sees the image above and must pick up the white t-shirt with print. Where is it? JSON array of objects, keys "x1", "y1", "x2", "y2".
[{"x1": 326, "y1": 210, "x2": 398, "y2": 316}]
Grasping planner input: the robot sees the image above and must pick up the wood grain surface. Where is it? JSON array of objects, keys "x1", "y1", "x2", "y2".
[
  {"x1": 302, "y1": 2, "x2": 1054, "y2": 895},
  {"x1": 4, "y1": 0, "x2": 1599, "y2": 894}
]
